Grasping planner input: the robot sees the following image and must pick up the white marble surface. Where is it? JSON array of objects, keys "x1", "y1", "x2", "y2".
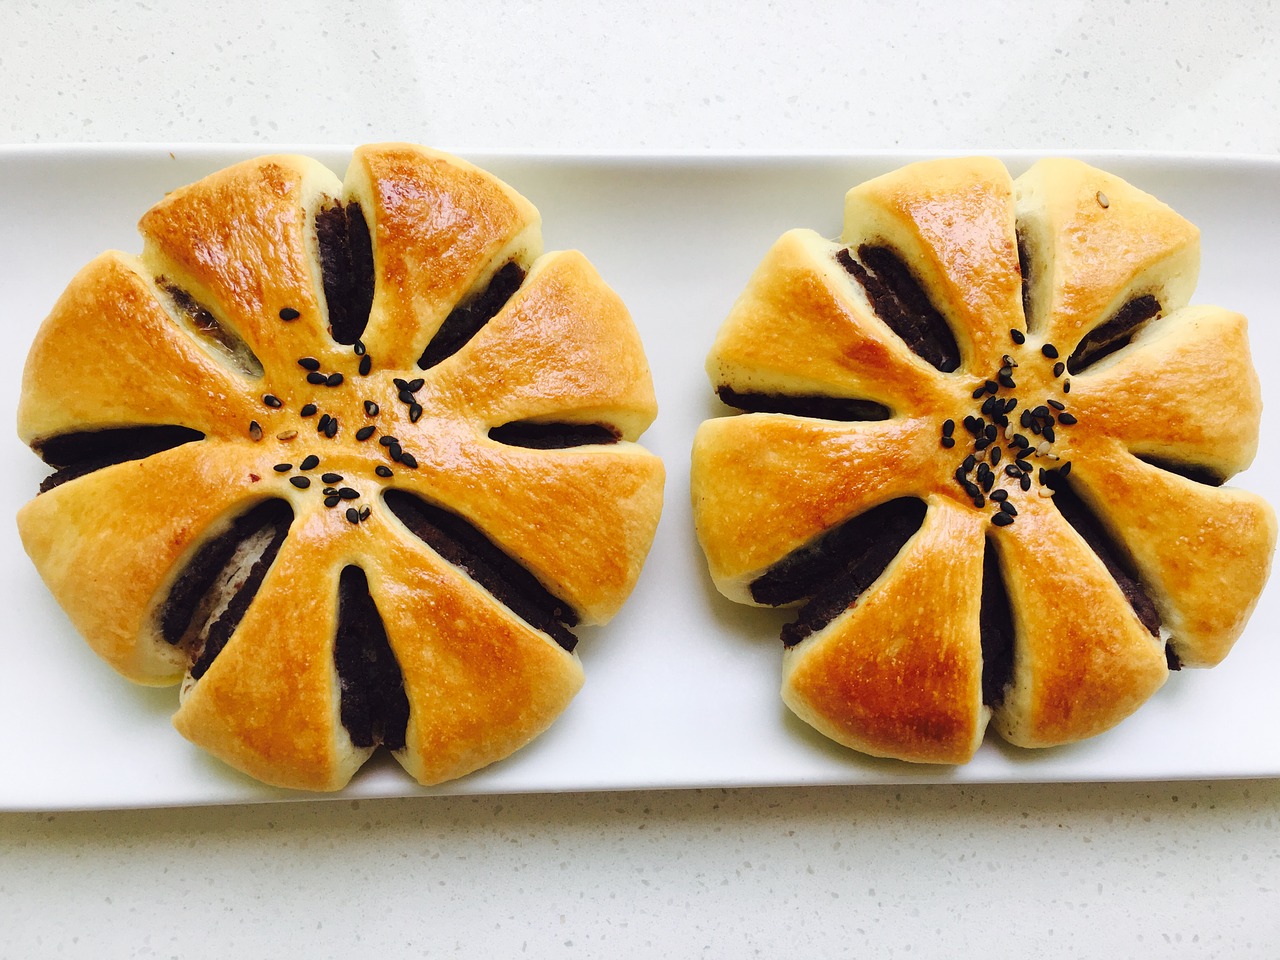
[{"x1": 3, "y1": 1, "x2": 1279, "y2": 956}]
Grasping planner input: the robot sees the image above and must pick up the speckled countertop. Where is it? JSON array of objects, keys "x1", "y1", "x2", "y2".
[{"x1": 2, "y1": 2, "x2": 1278, "y2": 956}]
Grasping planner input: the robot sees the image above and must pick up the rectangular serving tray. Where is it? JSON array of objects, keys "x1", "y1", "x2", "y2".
[{"x1": 2, "y1": 146, "x2": 1277, "y2": 811}]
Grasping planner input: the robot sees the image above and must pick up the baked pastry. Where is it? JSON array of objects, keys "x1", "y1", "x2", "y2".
[
  {"x1": 691, "y1": 156, "x2": 1275, "y2": 763},
  {"x1": 17, "y1": 143, "x2": 665, "y2": 791}
]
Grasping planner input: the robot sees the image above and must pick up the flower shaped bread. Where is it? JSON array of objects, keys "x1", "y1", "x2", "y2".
[
  {"x1": 17, "y1": 144, "x2": 664, "y2": 790},
  {"x1": 691, "y1": 157, "x2": 1275, "y2": 763}
]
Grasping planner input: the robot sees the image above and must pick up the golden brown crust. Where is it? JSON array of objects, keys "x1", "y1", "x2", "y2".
[
  {"x1": 17, "y1": 145, "x2": 663, "y2": 791},
  {"x1": 692, "y1": 156, "x2": 1274, "y2": 763}
]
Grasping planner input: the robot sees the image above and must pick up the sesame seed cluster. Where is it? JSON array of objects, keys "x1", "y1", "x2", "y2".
[{"x1": 945, "y1": 333, "x2": 1079, "y2": 527}]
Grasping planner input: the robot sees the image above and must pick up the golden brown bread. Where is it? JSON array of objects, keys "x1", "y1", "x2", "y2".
[
  {"x1": 17, "y1": 143, "x2": 665, "y2": 790},
  {"x1": 691, "y1": 156, "x2": 1275, "y2": 763}
]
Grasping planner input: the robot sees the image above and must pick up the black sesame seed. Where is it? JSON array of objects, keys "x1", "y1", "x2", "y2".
[
  {"x1": 990, "y1": 446, "x2": 1002, "y2": 466},
  {"x1": 338, "y1": 487, "x2": 360, "y2": 500},
  {"x1": 407, "y1": 378, "x2": 424, "y2": 393},
  {"x1": 972, "y1": 385, "x2": 987, "y2": 399},
  {"x1": 279, "y1": 307, "x2": 300, "y2": 321},
  {"x1": 942, "y1": 419, "x2": 955, "y2": 437},
  {"x1": 1004, "y1": 397, "x2": 1018, "y2": 413},
  {"x1": 1000, "y1": 500, "x2": 1017, "y2": 516},
  {"x1": 1020, "y1": 410, "x2": 1034, "y2": 428},
  {"x1": 298, "y1": 357, "x2": 321, "y2": 371},
  {"x1": 1060, "y1": 461, "x2": 1072, "y2": 477},
  {"x1": 346, "y1": 507, "x2": 360, "y2": 524},
  {"x1": 290, "y1": 476, "x2": 310, "y2": 489},
  {"x1": 962, "y1": 480, "x2": 981, "y2": 499},
  {"x1": 1053, "y1": 361, "x2": 1065, "y2": 378},
  {"x1": 399, "y1": 452, "x2": 418, "y2": 469},
  {"x1": 1042, "y1": 343, "x2": 1059, "y2": 359},
  {"x1": 355, "y1": 425, "x2": 376, "y2": 441},
  {"x1": 1005, "y1": 464, "x2": 1023, "y2": 478},
  {"x1": 985, "y1": 380, "x2": 999, "y2": 395},
  {"x1": 324, "y1": 496, "x2": 340, "y2": 508},
  {"x1": 300, "y1": 403, "x2": 318, "y2": 417},
  {"x1": 962, "y1": 455, "x2": 977, "y2": 472},
  {"x1": 974, "y1": 437, "x2": 991, "y2": 452},
  {"x1": 393, "y1": 378, "x2": 410, "y2": 391},
  {"x1": 388, "y1": 442, "x2": 403, "y2": 459},
  {"x1": 991, "y1": 512, "x2": 1014, "y2": 527},
  {"x1": 955, "y1": 466, "x2": 969, "y2": 485},
  {"x1": 375, "y1": 465, "x2": 393, "y2": 478},
  {"x1": 300, "y1": 455, "x2": 320, "y2": 470},
  {"x1": 998, "y1": 373, "x2": 1017, "y2": 389},
  {"x1": 1043, "y1": 424, "x2": 1056, "y2": 443},
  {"x1": 1063, "y1": 380, "x2": 1071, "y2": 393},
  {"x1": 981, "y1": 397, "x2": 996, "y2": 416},
  {"x1": 359, "y1": 506, "x2": 371, "y2": 521},
  {"x1": 364, "y1": 400, "x2": 379, "y2": 417},
  {"x1": 379, "y1": 435, "x2": 396, "y2": 447},
  {"x1": 1010, "y1": 328, "x2": 1026, "y2": 344},
  {"x1": 323, "y1": 487, "x2": 338, "y2": 496},
  {"x1": 977, "y1": 462, "x2": 992, "y2": 483},
  {"x1": 1015, "y1": 458, "x2": 1032, "y2": 473},
  {"x1": 318, "y1": 413, "x2": 332, "y2": 431},
  {"x1": 249, "y1": 420, "x2": 262, "y2": 441},
  {"x1": 1011, "y1": 434, "x2": 1029, "y2": 449},
  {"x1": 263, "y1": 394, "x2": 283, "y2": 408},
  {"x1": 321, "y1": 473, "x2": 342, "y2": 484},
  {"x1": 354, "y1": 340, "x2": 366, "y2": 357},
  {"x1": 409, "y1": 403, "x2": 423, "y2": 423},
  {"x1": 984, "y1": 424, "x2": 998, "y2": 441},
  {"x1": 1032, "y1": 405, "x2": 1050, "y2": 420},
  {"x1": 326, "y1": 373, "x2": 344, "y2": 388},
  {"x1": 1057, "y1": 412, "x2": 1077, "y2": 425},
  {"x1": 307, "y1": 372, "x2": 328, "y2": 385},
  {"x1": 273, "y1": 463, "x2": 292, "y2": 473},
  {"x1": 940, "y1": 436, "x2": 956, "y2": 449},
  {"x1": 998, "y1": 365, "x2": 1012, "y2": 379},
  {"x1": 1048, "y1": 399, "x2": 1065, "y2": 411},
  {"x1": 1020, "y1": 474, "x2": 1032, "y2": 491},
  {"x1": 325, "y1": 418, "x2": 338, "y2": 438},
  {"x1": 358, "y1": 355, "x2": 372, "y2": 376},
  {"x1": 990, "y1": 489, "x2": 1008, "y2": 502},
  {"x1": 398, "y1": 389, "x2": 416, "y2": 404},
  {"x1": 972, "y1": 495, "x2": 986, "y2": 508}
]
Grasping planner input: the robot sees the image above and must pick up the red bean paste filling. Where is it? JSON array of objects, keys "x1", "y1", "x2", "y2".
[
  {"x1": 749, "y1": 498, "x2": 928, "y2": 648},
  {"x1": 835, "y1": 245, "x2": 961, "y2": 373},
  {"x1": 1049, "y1": 478, "x2": 1162, "y2": 637},
  {"x1": 979, "y1": 538, "x2": 1016, "y2": 707},
  {"x1": 158, "y1": 498, "x2": 294, "y2": 680},
  {"x1": 488, "y1": 421, "x2": 621, "y2": 449},
  {"x1": 316, "y1": 200, "x2": 375, "y2": 345},
  {"x1": 417, "y1": 261, "x2": 526, "y2": 371},
  {"x1": 34, "y1": 425, "x2": 205, "y2": 493},
  {"x1": 334, "y1": 565, "x2": 409, "y2": 751},
  {"x1": 1016, "y1": 229, "x2": 1034, "y2": 330},
  {"x1": 1134, "y1": 454, "x2": 1224, "y2": 487},
  {"x1": 1067, "y1": 295, "x2": 1161, "y2": 374},
  {"x1": 715, "y1": 385, "x2": 891, "y2": 422},
  {"x1": 383, "y1": 489, "x2": 579, "y2": 651},
  {"x1": 156, "y1": 278, "x2": 263, "y2": 377}
]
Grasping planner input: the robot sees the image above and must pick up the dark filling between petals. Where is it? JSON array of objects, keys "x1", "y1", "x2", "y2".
[
  {"x1": 157, "y1": 278, "x2": 264, "y2": 377},
  {"x1": 158, "y1": 498, "x2": 293, "y2": 679},
  {"x1": 1134, "y1": 454, "x2": 1225, "y2": 487},
  {"x1": 383, "y1": 489, "x2": 578, "y2": 651},
  {"x1": 749, "y1": 498, "x2": 928, "y2": 648},
  {"x1": 35, "y1": 425, "x2": 205, "y2": 493},
  {"x1": 334, "y1": 565, "x2": 409, "y2": 751},
  {"x1": 836, "y1": 245, "x2": 961, "y2": 373},
  {"x1": 417, "y1": 261, "x2": 526, "y2": 371},
  {"x1": 979, "y1": 538, "x2": 1016, "y2": 707},
  {"x1": 316, "y1": 200, "x2": 375, "y2": 345},
  {"x1": 488, "y1": 421, "x2": 620, "y2": 449},
  {"x1": 715, "y1": 386, "x2": 890, "y2": 422},
  {"x1": 1067, "y1": 295, "x2": 1161, "y2": 374},
  {"x1": 1051, "y1": 480, "x2": 1162, "y2": 636}
]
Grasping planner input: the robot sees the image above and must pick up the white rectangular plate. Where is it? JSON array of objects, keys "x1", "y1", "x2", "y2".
[{"x1": 2, "y1": 147, "x2": 1277, "y2": 811}]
